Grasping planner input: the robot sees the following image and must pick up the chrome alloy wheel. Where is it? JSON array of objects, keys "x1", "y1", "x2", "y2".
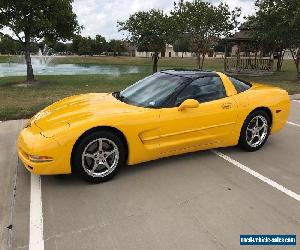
[
  {"x1": 246, "y1": 115, "x2": 268, "y2": 148},
  {"x1": 82, "y1": 138, "x2": 119, "y2": 177}
]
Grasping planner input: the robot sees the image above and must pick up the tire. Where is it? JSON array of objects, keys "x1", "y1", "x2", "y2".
[
  {"x1": 72, "y1": 130, "x2": 126, "y2": 183},
  {"x1": 238, "y1": 110, "x2": 271, "y2": 152}
]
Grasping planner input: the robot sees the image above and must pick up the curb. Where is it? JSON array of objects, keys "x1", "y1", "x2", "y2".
[{"x1": 290, "y1": 94, "x2": 300, "y2": 100}]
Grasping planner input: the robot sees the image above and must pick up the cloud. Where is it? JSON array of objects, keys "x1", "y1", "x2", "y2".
[
  {"x1": 72, "y1": 0, "x2": 173, "y2": 39},
  {"x1": 73, "y1": 0, "x2": 256, "y2": 40},
  {"x1": 1, "y1": 0, "x2": 255, "y2": 40}
]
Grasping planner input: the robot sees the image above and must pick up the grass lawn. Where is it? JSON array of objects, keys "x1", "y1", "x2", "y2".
[
  {"x1": 0, "y1": 55, "x2": 15, "y2": 63},
  {"x1": 52, "y1": 55, "x2": 226, "y2": 69},
  {"x1": 0, "y1": 56, "x2": 299, "y2": 121},
  {"x1": 0, "y1": 73, "x2": 146, "y2": 120}
]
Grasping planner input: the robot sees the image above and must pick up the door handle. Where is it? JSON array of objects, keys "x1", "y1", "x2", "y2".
[{"x1": 222, "y1": 102, "x2": 232, "y2": 109}]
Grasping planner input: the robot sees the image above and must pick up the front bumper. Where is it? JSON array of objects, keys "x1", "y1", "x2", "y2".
[{"x1": 17, "y1": 123, "x2": 72, "y2": 175}]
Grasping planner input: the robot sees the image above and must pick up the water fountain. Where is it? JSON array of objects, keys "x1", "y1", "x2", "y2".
[
  {"x1": 0, "y1": 45, "x2": 149, "y2": 77},
  {"x1": 31, "y1": 45, "x2": 54, "y2": 66},
  {"x1": 6, "y1": 45, "x2": 55, "y2": 77}
]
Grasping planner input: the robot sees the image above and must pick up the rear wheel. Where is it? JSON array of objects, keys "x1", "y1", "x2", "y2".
[
  {"x1": 238, "y1": 110, "x2": 271, "y2": 151},
  {"x1": 72, "y1": 130, "x2": 126, "y2": 183}
]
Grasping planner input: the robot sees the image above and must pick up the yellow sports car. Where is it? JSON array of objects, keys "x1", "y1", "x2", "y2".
[{"x1": 17, "y1": 70, "x2": 290, "y2": 183}]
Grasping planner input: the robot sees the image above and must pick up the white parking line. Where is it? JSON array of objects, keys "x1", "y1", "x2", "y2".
[
  {"x1": 292, "y1": 100, "x2": 300, "y2": 103},
  {"x1": 212, "y1": 150, "x2": 300, "y2": 202},
  {"x1": 287, "y1": 121, "x2": 300, "y2": 127},
  {"x1": 29, "y1": 174, "x2": 44, "y2": 250}
]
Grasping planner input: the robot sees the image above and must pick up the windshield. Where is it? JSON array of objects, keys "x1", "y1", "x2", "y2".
[{"x1": 117, "y1": 72, "x2": 189, "y2": 108}]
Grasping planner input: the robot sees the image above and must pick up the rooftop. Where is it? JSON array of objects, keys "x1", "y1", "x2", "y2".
[
  {"x1": 160, "y1": 69, "x2": 218, "y2": 79},
  {"x1": 224, "y1": 21, "x2": 256, "y2": 43}
]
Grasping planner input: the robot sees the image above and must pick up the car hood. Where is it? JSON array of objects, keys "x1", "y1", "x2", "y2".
[{"x1": 32, "y1": 93, "x2": 142, "y2": 132}]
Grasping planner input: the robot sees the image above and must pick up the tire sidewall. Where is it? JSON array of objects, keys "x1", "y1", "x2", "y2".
[
  {"x1": 73, "y1": 130, "x2": 126, "y2": 183},
  {"x1": 239, "y1": 110, "x2": 271, "y2": 151}
]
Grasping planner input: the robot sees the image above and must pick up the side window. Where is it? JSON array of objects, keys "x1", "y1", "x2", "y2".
[
  {"x1": 229, "y1": 77, "x2": 251, "y2": 93},
  {"x1": 175, "y1": 77, "x2": 226, "y2": 106}
]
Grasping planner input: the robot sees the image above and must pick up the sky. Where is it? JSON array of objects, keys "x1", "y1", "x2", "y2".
[
  {"x1": 73, "y1": 0, "x2": 256, "y2": 40},
  {"x1": 1, "y1": 0, "x2": 256, "y2": 40}
]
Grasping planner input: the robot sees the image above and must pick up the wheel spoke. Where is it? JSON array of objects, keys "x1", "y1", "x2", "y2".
[
  {"x1": 255, "y1": 117, "x2": 259, "y2": 128},
  {"x1": 247, "y1": 127, "x2": 254, "y2": 132},
  {"x1": 247, "y1": 136, "x2": 252, "y2": 143},
  {"x1": 258, "y1": 123, "x2": 266, "y2": 131},
  {"x1": 90, "y1": 162, "x2": 99, "y2": 174},
  {"x1": 84, "y1": 153, "x2": 95, "y2": 159},
  {"x1": 102, "y1": 160, "x2": 111, "y2": 169},
  {"x1": 103, "y1": 149, "x2": 117, "y2": 158},
  {"x1": 250, "y1": 133, "x2": 256, "y2": 143},
  {"x1": 98, "y1": 139, "x2": 103, "y2": 152}
]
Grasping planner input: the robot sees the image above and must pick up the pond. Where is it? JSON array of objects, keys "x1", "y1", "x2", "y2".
[{"x1": 0, "y1": 63, "x2": 150, "y2": 77}]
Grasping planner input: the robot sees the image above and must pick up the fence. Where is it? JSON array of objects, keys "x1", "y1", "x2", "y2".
[{"x1": 225, "y1": 58, "x2": 274, "y2": 73}]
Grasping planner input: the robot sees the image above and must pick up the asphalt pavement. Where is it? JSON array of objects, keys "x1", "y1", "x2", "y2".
[{"x1": 1, "y1": 100, "x2": 300, "y2": 250}]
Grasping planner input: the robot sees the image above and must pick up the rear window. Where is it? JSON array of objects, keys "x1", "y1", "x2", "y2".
[{"x1": 229, "y1": 77, "x2": 251, "y2": 93}]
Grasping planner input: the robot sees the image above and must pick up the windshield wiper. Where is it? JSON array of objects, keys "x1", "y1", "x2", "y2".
[{"x1": 113, "y1": 91, "x2": 126, "y2": 101}]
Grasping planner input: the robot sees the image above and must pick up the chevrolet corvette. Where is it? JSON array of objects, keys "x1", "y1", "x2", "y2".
[{"x1": 17, "y1": 70, "x2": 290, "y2": 183}]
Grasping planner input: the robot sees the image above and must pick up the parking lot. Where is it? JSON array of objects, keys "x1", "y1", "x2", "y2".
[{"x1": 1, "y1": 99, "x2": 300, "y2": 250}]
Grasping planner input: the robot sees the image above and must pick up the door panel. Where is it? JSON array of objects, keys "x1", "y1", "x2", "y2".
[{"x1": 158, "y1": 96, "x2": 238, "y2": 155}]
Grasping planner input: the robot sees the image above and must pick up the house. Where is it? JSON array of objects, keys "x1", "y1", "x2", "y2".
[
  {"x1": 127, "y1": 43, "x2": 226, "y2": 58},
  {"x1": 134, "y1": 44, "x2": 194, "y2": 58}
]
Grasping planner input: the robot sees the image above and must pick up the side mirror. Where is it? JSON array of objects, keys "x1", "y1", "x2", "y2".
[{"x1": 178, "y1": 99, "x2": 199, "y2": 111}]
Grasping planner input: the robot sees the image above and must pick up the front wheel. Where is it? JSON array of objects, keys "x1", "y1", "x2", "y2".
[
  {"x1": 72, "y1": 130, "x2": 126, "y2": 183},
  {"x1": 238, "y1": 110, "x2": 271, "y2": 151}
]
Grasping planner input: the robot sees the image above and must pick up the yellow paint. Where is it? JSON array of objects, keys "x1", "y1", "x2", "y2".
[
  {"x1": 178, "y1": 99, "x2": 199, "y2": 111},
  {"x1": 17, "y1": 74, "x2": 290, "y2": 175}
]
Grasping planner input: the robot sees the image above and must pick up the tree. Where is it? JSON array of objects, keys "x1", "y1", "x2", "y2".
[
  {"x1": 173, "y1": 36, "x2": 191, "y2": 58},
  {"x1": 249, "y1": 0, "x2": 300, "y2": 77},
  {"x1": 0, "y1": 35, "x2": 22, "y2": 54},
  {"x1": 92, "y1": 35, "x2": 107, "y2": 55},
  {"x1": 171, "y1": 0, "x2": 240, "y2": 69},
  {"x1": 118, "y1": 9, "x2": 170, "y2": 73},
  {"x1": 107, "y1": 39, "x2": 126, "y2": 56},
  {"x1": 0, "y1": 0, "x2": 80, "y2": 81},
  {"x1": 52, "y1": 42, "x2": 68, "y2": 54},
  {"x1": 78, "y1": 37, "x2": 92, "y2": 55},
  {"x1": 29, "y1": 42, "x2": 39, "y2": 54},
  {"x1": 71, "y1": 35, "x2": 82, "y2": 54},
  {"x1": 214, "y1": 39, "x2": 226, "y2": 53}
]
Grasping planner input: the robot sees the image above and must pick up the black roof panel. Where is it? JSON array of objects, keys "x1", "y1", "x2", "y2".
[{"x1": 160, "y1": 69, "x2": 218, "y2": 79}]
